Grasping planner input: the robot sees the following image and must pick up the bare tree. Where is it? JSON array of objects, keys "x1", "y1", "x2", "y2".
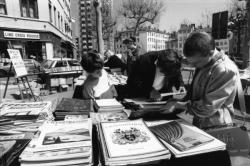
[
  {"x1": 120, "y1": 0, "x2": 165, "y2": 36},
  {"x1": 180, "y1": 19, "x2": 191, "y2": 25},
  {"x1": 200, "y1": 9, "x2": 212, "y2": 27}
]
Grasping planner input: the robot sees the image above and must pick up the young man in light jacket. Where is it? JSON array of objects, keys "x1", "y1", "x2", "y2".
[{"x1": 162, "y1": 32, "x2": 239, "y2": 129}]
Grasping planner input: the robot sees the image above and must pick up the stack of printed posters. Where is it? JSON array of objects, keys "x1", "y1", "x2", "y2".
[
  {"x1": 96, "y1": 99, "x2": 124, "y2": 112},
  {"x1": 54, "y1": 98, "x2": 94, "y2": 120},
  {"x1": 97, "y1": 119, "x2": 170, "y2": 166},
  {"x1": 0, "y1": 101, "x2": 52, "y2": 120},
  {"x1": 149, "y1": 120, "x2": 226, "y2": 158},
  {"x1": 19, "y1": 119, "x2": 93, "y2": 166}
]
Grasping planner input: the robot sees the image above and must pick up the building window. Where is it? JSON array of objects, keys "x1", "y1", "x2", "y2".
[
  {"x1": 20, "y1": 0, "x2": 38, "y2": 18},
  {"x1": 54, "y1": 7, "x2": 56, "y2": 26},
  {"x1": 58, "y1": 12, "x2": 60, "y2": 29},
  {"x1": 48, "y1": 3, "x2": 52, "y2": 23},
  {"x1": 0, "y1": 0, "x2": 7, "y2": 15}
]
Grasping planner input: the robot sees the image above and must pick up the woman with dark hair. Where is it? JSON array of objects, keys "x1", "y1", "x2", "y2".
[{"x1": 80, "y1": 51, "x2": 117, "y2": 100}]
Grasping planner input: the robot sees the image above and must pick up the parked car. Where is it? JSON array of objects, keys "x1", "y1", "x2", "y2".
[
  {"x1": 41, "y1": 58, "x2": 83, "y2": 73},
  {"x1": 0, "y1": 59, "x2": 43, "y2": 77}
]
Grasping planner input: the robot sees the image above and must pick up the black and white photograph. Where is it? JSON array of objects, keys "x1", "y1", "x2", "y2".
[{"x1": 0, "y1": 0, "x2": 250, "y2": 166}]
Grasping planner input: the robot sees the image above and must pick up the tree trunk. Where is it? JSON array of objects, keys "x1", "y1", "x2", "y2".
[
  {"x1": 94, "y1": 0, "x2": 104, "y2": 57},
  {"x1": 133, "y1": 20, "x2": 140, "y2": 36}
]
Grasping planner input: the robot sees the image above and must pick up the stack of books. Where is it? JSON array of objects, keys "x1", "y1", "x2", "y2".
[
  {"x1": 97, "y1": 119, "x2": 170, "y2": 166},
  {"x1": 149, "y1": 120, "x2": 226, "y2": 158},
  {"x1": 96, "y1": 99, "x2": 124, "y2": 112},
  {"x1": 54, "y1": 98, "x2": 94, "y2": 120},
  {"x1": 20, "y1": 119, "x2": 93, "y2": 166}
]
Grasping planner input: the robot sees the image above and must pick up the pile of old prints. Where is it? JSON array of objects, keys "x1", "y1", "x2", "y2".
[
  {"x1": 97, "y1": 119, "x2": 170, "y2": 166},
  {"x1": 19, "y1": 119, "x2": 92, "y2": 166},
  {"x1": 96, "y1": 99, "x2": 124, "y2": 112},
  {"x1": 0, "y1": 101, "x2": 52, "y2": 120}
]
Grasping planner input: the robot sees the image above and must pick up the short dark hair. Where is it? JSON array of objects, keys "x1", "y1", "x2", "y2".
[
  {"x1": 80, "y1": 50, "x2": 104, "y2": 73},
  {"x1": 183, "y1": 32, "x2": 215, "y2": 57},
  {"x1": 157, "y1": 49, "x2": 182, "y2": 76}
]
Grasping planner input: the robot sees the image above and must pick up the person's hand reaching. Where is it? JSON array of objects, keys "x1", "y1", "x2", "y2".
[
  {"x1": 160, "y1": 100, "x2": 187, "y2": 114},
  {"x1": 150, "y1": 88, "x2": 162, "y2": 101},
  {"x1": 178, "y1": 86, "x2": 186, "y2": 93}
]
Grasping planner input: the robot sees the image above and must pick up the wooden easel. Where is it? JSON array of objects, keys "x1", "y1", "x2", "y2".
[{"x1": 2, "y1": 42, "x2": 37, "y2": 101}]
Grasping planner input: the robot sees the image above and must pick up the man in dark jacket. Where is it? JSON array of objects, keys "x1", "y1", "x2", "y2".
[
  {"x1": 126, "y1": 49, "x2": 185, "y2": 101},
  {"x1": 123, "y1": 37, "x2": 141, "y2": 76}
]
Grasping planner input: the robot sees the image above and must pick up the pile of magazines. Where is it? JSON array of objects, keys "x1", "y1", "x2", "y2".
[
  {"x1": 19, "y1": 119, "x2": 93, "y2": 166},
  {"x1": 97, "y1": 119, "x2": 170, "y2": 166},
  {"x1": 96, "y1": 99, "x2": 124, "y2": 112},
  {"x1": 0, "y1": 101, "x2": 52, "y2": 166}
]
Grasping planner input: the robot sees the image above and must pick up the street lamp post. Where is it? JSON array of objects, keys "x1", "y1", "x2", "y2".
[{"x1": 93, "y1": 0, "x2": 104, "y2": 56}]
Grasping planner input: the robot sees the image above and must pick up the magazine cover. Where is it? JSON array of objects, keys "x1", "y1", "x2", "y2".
[
  {"x1": 0, "y1": 101, "x2": 52, "y2": 116},
  {"x1": 96, "y1": 112, "x2": 128, "y2": 122},
  {"x1": 27, "y1": 120, "x2": 92, "y2": 152},
  {"x1": 100, "y1": 119, "x2": 167, "y2": 158},
  {"x1": 150, "y1": 121, "x2": 214, "y2": 151}
]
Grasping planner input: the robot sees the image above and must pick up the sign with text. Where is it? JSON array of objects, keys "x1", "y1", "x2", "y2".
[
  {"x1": 7, "y1": 49, "x2": 27, "y2": 77},
  {"x1": 4, "y1": 31, "x2": 40, "y2": 39}
]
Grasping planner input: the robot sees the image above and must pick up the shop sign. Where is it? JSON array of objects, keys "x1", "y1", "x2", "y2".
[
  {"x1": 7, "y1": 49, "x2": 28, "y2": 77},
  {"x1": 4, "y1": 31, "x2": 40, "y2": 39}
]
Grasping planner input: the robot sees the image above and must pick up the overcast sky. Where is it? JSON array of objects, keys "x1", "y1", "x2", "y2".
[
  {"x1": 114, "y1": 0, "x2": 233, "y2": 32},
  {"x1": 159, "y1": 0, "x2": 230, "y2": 31}
]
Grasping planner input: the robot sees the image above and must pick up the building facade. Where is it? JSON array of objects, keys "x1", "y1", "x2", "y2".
[
  {"x1": 177, "y1": 24, "x2": 195, "y2": 54},
  {"x1": 80, "y1": 0, "x2": 114, "y2": 55},
  {"x1": 80, "y1": 0, "x2": 93, "y2": 54},
  {"x1": 165, "y1": 31, "x2": 178, "y2": 51},
  {"x1": 215, "y1": 39, "x2": 230, "y2": 53},
  {"x1": 114, "y1": 28, "x2": 169, "y2": 55},
  {"x1": 0, "y1": 0, "x2": 73, "y2": 62}
]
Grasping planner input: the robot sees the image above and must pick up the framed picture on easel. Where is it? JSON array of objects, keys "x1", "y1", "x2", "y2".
[
  {"x1": 7, "y1": 49, "x2": 27, "y2": 78},
  {"x1": 2, "y1": 48, "x2": 37, "y2": 101}
]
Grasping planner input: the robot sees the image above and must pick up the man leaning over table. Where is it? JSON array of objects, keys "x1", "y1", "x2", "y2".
[
  {"x1": 126, "y1": 49, "x2": 185, "y2": 101},
  {"x1": 161, "y1": 32, "x2": 240, "y2": 129}
]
